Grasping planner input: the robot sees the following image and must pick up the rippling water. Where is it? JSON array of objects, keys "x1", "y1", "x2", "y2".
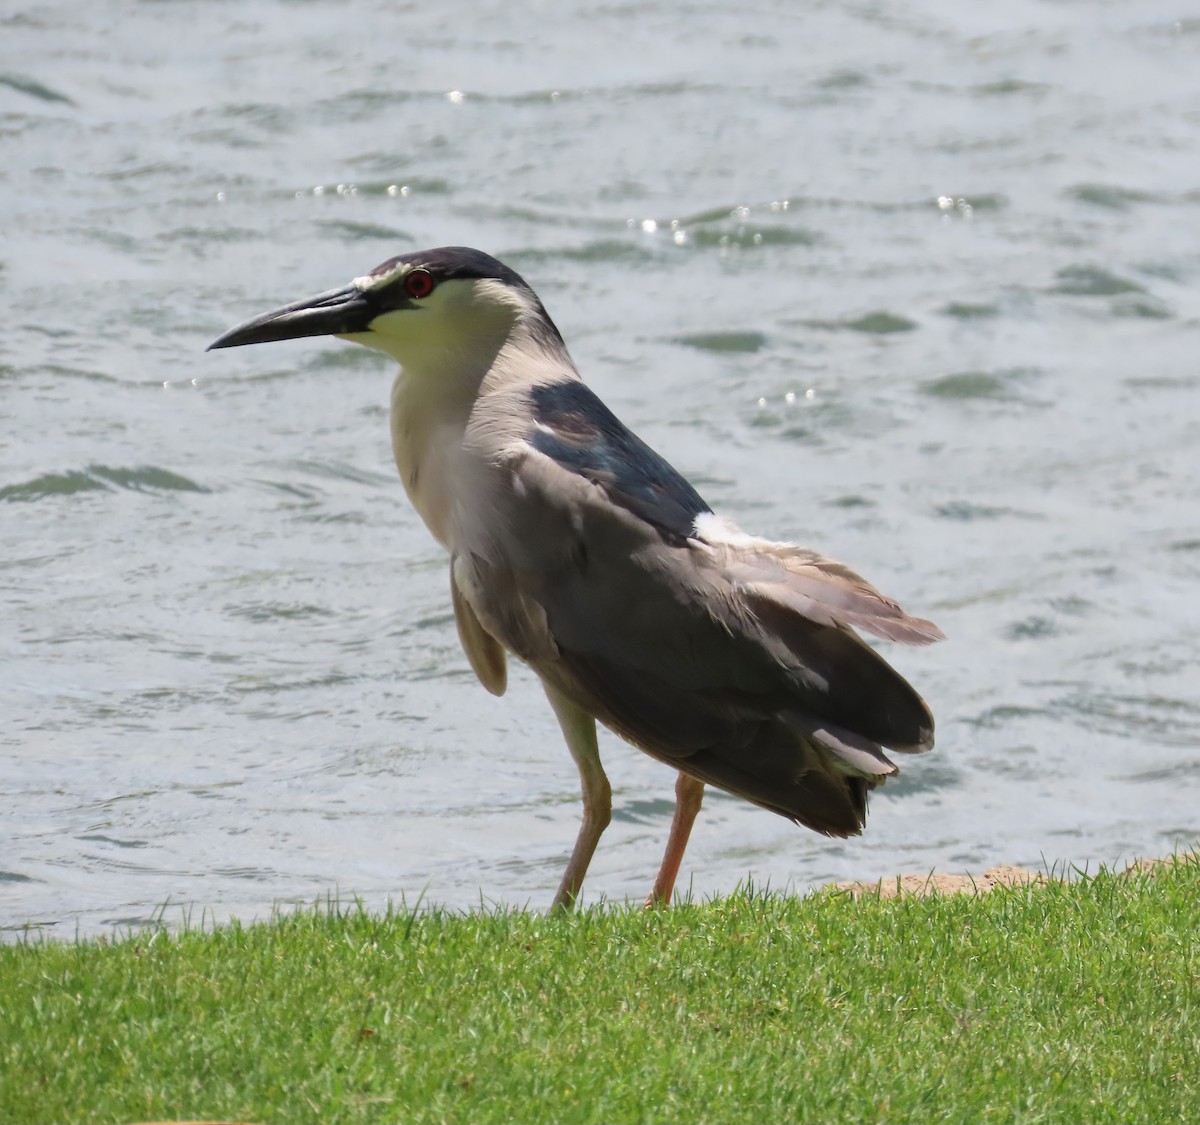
[{"x1": 3, "y1": 0, "x2": 1199, "y2": 937}]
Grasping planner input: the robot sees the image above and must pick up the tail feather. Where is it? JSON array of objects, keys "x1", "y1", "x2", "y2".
[
  {"x1": 743, "y1": 591, "x2": 936, "y2": 753},
  {"x1": 793, "y1": 716, "x2": 899, "y2": 778},
  {"x1": 668, "y1": 722, "x2": 877, "y2": 837}
]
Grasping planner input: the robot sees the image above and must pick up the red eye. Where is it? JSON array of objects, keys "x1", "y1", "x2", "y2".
[{"x1": 404, "y1": 269, "x2": 436, "y2": 299}]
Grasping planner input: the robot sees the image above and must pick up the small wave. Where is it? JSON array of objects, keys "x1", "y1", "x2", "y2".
[
  {"x1": 0, "y1": 72, "x2": 74, "y2": 105},
  {"x1": 675, "y1": 331, "x2": 769, "y2": 354},
  {"x1": 797, "y1": 311, "x2": 917, "y2": 335},
  {"x1": 1050, "y1": 265, "x2": 1145, "y2": 297},
  {"x1": 0, "y1": 464, "x2": 208, "y2": 502}
]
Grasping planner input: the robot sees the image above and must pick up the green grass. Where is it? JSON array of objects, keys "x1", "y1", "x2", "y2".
[{"x1": 2, "y1": 858, "x2": 1198, "y2": 1124}]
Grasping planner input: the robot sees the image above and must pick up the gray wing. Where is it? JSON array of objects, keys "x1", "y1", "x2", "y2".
[
  {"x1": 525, "y1": 381, "x2": 712, "y2": 544},
  {"x1": 458, "y1": 383, "x2": 942, "y2": 836}
]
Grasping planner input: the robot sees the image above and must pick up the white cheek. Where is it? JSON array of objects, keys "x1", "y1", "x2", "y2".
[
  {"x1": 365, "y1": 308, "x2": 413, "y2": 334},
  {"x1": 340, "y1": 307, "x2": 445, "y2": 364},
  {"x1": 334, "y1": 330, "x2": 391, "y2": 353}
]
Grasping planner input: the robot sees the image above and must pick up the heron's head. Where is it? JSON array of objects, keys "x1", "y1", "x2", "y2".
[{"x1": 208, "y1": 247, "x2": 565, "y2": 370}]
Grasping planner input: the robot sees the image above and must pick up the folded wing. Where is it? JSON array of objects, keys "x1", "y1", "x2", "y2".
[{"x1": 455, "y1": 380, "x2": 943, "y2": 836}]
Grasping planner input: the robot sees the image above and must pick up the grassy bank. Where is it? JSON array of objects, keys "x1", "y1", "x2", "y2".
[{"x1": 2, "y1": 858, "x2": 1198, "y2": 1124}]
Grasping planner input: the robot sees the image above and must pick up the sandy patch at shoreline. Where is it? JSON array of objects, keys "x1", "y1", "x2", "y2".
[{"x1": 833, "y1": 854, "x2": 1195, "y2": 899}]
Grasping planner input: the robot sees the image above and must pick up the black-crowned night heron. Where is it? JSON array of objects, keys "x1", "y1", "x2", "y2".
[{"x1": 209, "y1": 246, "x2": 943, "y2": 910}]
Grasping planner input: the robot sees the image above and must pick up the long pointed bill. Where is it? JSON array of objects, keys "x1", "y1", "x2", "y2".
[{"x1": 207, "y1": 284, "x2": 378, "y2": 350}]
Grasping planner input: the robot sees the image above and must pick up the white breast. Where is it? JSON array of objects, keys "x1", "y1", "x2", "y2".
[{"x1": 389, "y1": 369, "x2": 478, "y2": 550}]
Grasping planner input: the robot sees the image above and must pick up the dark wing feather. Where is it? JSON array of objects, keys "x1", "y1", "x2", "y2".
[{"x1": 529, "y1": 381, "x2": 711, "y2": 544}]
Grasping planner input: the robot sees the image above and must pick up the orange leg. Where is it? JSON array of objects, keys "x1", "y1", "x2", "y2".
[{"x1": 646, "y1": 771, "x2": 705, "y2": 907}]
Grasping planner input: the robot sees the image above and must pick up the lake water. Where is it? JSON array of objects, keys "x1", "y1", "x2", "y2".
[{"x1": 3, "y1": 0, "x2": 1199, "y2": 937}]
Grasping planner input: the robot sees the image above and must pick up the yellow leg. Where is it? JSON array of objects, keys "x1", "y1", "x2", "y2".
[
  {"x1": 646, "y1": 771, "x2": 705, "y2": 907},
  {"x1": 543, "y1": 682, "x2": 611, "y2": 911}
]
